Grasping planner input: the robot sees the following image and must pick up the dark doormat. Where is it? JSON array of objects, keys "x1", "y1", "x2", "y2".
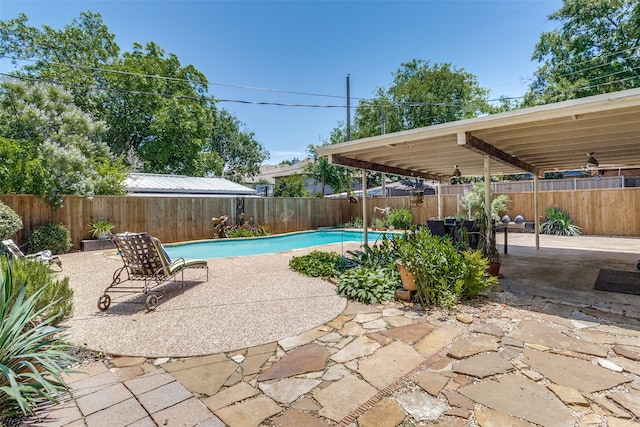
[{"x1": 594, "y1": 269, "x2": 640, "y2": 295}]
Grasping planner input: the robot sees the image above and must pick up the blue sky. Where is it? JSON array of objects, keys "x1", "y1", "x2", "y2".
[{"x1": 1, "y1": 0, "x2": 562, "y2": 165}]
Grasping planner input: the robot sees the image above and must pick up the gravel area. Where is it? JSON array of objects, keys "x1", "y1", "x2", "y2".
[{"x1": 55, "y1": 243, "x2": 355, "y2": 358}]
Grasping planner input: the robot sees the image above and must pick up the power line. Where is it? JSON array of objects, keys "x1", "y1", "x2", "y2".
[
  {"x1": 1, "y1": 55, "x2": 354, "y2": 100},
  {"x1": 3, "y1": 52, "x2": 639, "y2": 111}
]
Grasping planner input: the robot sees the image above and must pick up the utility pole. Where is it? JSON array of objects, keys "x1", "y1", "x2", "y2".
[
  {"x1": 346, "y1": 74, "x2": 351, "y2": 142},
  {"x1": 381, "y1": 106, "x2": 386, "y2": 197}
]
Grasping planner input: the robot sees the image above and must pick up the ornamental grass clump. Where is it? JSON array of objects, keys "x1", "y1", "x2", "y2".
[
  {"x1": 0, "y1": 263, "x2": 77, "y2": 417},
  {"x1": 0, "y1": 257, "x2": 74, "y2": 325}
]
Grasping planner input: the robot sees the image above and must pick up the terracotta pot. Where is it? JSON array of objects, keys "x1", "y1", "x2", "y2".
[
  {"x1": 397, "y1": 261, "x2": 418, "y2": 291},
  {"x1": 487, "y1": 263, "x2": 501, "y2": 277}
]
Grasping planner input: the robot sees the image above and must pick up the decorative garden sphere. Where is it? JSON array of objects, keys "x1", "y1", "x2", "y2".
[
  {"x1": 501, "y1": 215, "x2": 511, "y2": 223},
  {"x1": 514, "y1": 215, "x2": 525, "y2": 223}
]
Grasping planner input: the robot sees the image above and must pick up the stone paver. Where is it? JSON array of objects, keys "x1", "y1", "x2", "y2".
[
  {"x1": 380, "y1": 322, "x2": 433, "y2": 344},
  {"x1": 150, "y1": 397, "x2": 216, "y2": 427},
  {"x1": 460, "y1": 374, "x2": 575, "y2": 426},
  {"x1": 272, "y1": 409, "x2": 328, "y2": 427},
  {"x1": 75, "y1": 382, "x2": 133, "y2": 415},
  {"x1": 278, "y1": 327, "x2": 327, "y2": 351},
  {"x1": 313, "y1": 374, "x2": 378, "y2": 422},
  {"x1": 608, "y1": 389, "x2": 640, "y2": 418},
  {"x1": 523, "y1": 347, "x2": 631, "y2": 392},
  {"x1": 509, "y1": 319, "x2": 608, "y2": 357},
  {"x1": 447, "y1": 334, "x2": 500, "y2": 358},
  {"x1": 357, "y1": 397, "x2": 406, "y2": 427},
  {"x1": 164, "y1": 358, "x2": 238, "y2": 396},
  {"x1": 413, "y1": 370, "x2": 450, "y2": 396},
  {"x1": 214, "y1": 394, "x2": 281, "y2": 427},
  {"x1": 475, "y1": 408, "x2": 535, "y2": 426},
  {"x1": 124, "y1": 371, "x2": 175, "y2": 395},
  {"x1": 258, "y1": 378, "x2": 321, "y2": 404},
  {"x1": 202, "y1": 382, "x2": 259, "y2": 412},
  {"x1": 452, "y1": 352, "x2": 514, "y2": 378},
  {"x1": 137, "y1": 380, "x2": 193, "y2": 413},
  {"x1": 330, "y1": 335, "x2": 381, "y2": 363},
  {"x1": 83, "y1": 398, "x2": 149, "y2": 427},
  {"x1": 396, "y1": 389, "x2": 449, "y2": 422},
  {"x1": 257, "y1": 343, "x2": 329, "y2": 381},
  {"x1": 413, "y1": 324, "x2": 462, "y2": 358},
  {"x1": 358, "y1": 340, "x2": 425, "y2": 389}
]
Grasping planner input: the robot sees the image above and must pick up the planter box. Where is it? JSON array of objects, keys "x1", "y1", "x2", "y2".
[{"x1": 81, "y1": 239, "x2": 115, "y2": 252}]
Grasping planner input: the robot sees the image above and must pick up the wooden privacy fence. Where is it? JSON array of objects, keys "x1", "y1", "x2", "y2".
[{"x1": 2, "y1": 187, "x2": 640, "y2": 250}]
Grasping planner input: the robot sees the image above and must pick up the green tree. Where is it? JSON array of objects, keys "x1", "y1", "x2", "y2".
[
  {"x1": 274, "y1": 175, "x2": 309, "y2": 197},
  {"x1": 0, "y1": 12, "x2": 269, "y2": 179},
  {"x1": 304, "y1": 144, "x2": 353, "y2": 195},
  {"x1": 524, "y1": 0, "x2": 640, "y2": 105},
  {"x1": 0, "y1": 82, "x2": 127, "y2": 203},
  {"x1": 0, "y1": 11, "x2": 119, "y2": 113},
  {"x1": 386, "y1": 59, "x2": 491, "y2": 129},
  {"x1": 99, "y1": 42, "x2": 212, "y2": 175},
  {"x1": 208, "y1": 107, "x2": 269, "y2": 182}
]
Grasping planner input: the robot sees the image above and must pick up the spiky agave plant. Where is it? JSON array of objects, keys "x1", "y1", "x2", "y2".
[
  {"x1": 540, "y1": 206, "x2": 582, "y2": 236},
  {"x1": 0, "y1": 262, "x2": 77, "y2": 417}
]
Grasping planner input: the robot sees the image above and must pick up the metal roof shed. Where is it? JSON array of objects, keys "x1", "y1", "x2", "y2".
[{"x1": 124, "y1": 173, "x2": 257, "y2": 197}]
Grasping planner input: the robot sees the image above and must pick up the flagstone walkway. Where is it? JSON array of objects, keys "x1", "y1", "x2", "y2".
[{"x1": 24, "y1": 295, "x2": 640, "y2": 426}]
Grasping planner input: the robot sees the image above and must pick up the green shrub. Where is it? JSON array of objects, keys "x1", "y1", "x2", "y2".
[
  {"x1": 0, "y1": 263, "x2": 76, "y2": 416},
  {"x1": 337, "y1": 265, "x2": 398, "y2": 304},
  {"x1": 24, "y1": 224, "x2": 72, "y2": 254},
  {"x1": 0, "y1": 201, "x2": 22, "y2": 241},
  {"x1": 0, "y1": 257, "x2": 73, "y2": 325},
  {"x1": 387, "y1": 208, "x2": 413, "y2": 230},
  {"x1": 225, "y1": 222, "x2": 271, "y2": 238},
  {"x1": 540, "y1": 206, "x2": 581, "y2": 236},
  {"x1": 289, "y1": 251, "x2": 347, "y2": 277},
  {"x1": 394, "y1": 227, "x2": 496, "y2": 308}
]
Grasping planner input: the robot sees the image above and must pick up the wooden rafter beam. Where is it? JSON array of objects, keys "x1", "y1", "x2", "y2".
[
  {"x1": 458, "y1": 132, "x2": 541, "y2": 176},
  {"x1": 329, "y1": 154, "x2": 445, "y2": 181}
]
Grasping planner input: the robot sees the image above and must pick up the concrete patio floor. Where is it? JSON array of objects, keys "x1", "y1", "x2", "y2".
[{"x1": 20, "y1": 233, "x2": 640, "y2": 426}]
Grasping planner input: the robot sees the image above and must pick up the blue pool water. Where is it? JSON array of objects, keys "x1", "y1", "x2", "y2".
[{"x1": 164, "y1": 230, "x2": 391, "y2": 259}]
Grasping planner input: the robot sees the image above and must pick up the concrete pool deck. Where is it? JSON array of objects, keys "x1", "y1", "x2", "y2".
[{"x1": 22, "y1": 233, "x2": 640, "y2": 426}]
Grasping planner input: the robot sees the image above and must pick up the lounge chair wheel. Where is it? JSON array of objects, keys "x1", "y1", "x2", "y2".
[
  {"x1": 637, "y1": 259, "x2": 640, "y2": 270},
  {"x1": 97, "y1": 295, "x2": 111, "y2": 311},
  {"x1": 145, "y1": 294, "x2": 159, "y2": 311}
]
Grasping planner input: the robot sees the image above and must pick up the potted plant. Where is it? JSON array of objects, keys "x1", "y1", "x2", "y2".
[
  {"x1": 464, "y1": 182, "x2": 510, "y2": 276},
  {"x1": 89, "y1": 219, "x2": 115, "y2": 240},
  {"x1": 393, "y1": 226, "x2": 496, "y2": 307}
]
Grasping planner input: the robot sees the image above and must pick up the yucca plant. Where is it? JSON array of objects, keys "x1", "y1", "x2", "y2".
[
  {"x1": 540, "y1": 206, "x2": 581, "y2": 236},
  {"x1": 0, "y1": 263, "x2": 76, "y2": 417}
]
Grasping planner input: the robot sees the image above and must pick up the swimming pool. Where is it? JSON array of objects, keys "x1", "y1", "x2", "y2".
[{"x1": 164, "y1": 230, "x2": 391, "y2": 259}]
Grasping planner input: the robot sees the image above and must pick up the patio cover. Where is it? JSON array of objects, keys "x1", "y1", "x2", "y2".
[
  {"x1": 317, "y1": 87, "x2": 640, "y2": 247},
  {"x1": 317, "y1": 87, "x2": 640, "y2": 180}
]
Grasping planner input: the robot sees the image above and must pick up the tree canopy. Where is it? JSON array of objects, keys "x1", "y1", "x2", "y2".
[
  {"x1": 0, "y1": 11, "x2": 269, "y2": 191},
  {"x1": 0, "y1": 82, "x2": 127, "y2": 205},
  {"x1": 524, "y1": 0, "x2": 640, "y2": 105}
]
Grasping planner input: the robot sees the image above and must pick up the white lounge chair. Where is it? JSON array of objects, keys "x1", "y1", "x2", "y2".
[{"x1": 1, "y1": 239, "x2": 63, "y2": 271}]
